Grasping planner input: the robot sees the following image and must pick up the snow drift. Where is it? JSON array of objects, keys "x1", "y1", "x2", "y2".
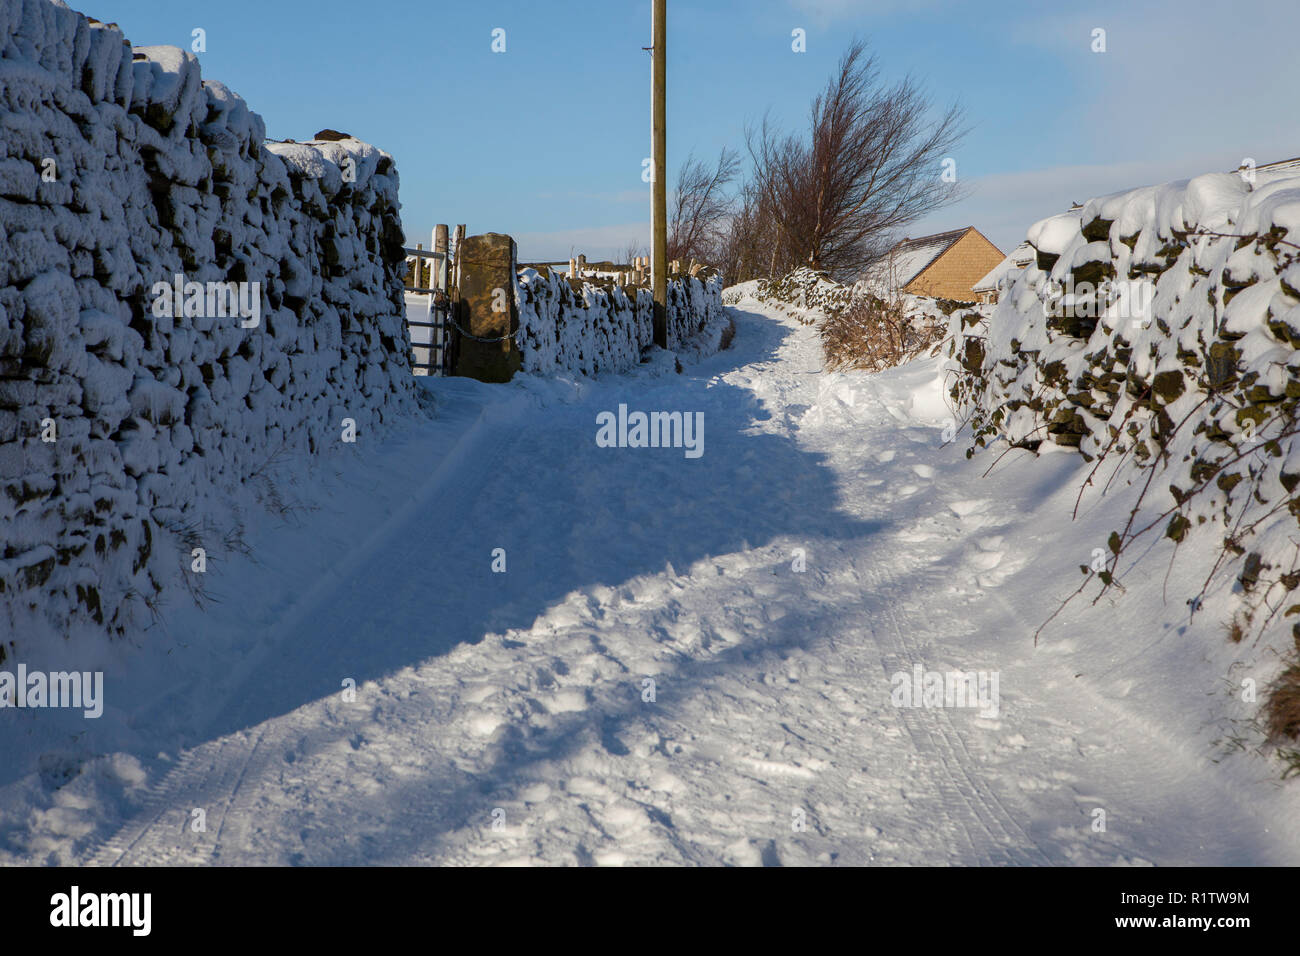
[{"x1": 0, "y1": 0, "x2": 421, "y2": 648}]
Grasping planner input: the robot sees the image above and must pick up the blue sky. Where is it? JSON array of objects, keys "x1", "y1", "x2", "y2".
[{"x1": 97, "y1": 0, "x2": 1299, "y2": 260}]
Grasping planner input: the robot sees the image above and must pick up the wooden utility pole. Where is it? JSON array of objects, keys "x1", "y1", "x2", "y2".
[{"x1": 651, "y1": 0, "x2": 668, "y2": 348}]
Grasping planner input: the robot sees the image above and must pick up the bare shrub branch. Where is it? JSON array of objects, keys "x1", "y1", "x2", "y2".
[{"x1": 668, "y1": 147, "x2": 739, "y2": 266}]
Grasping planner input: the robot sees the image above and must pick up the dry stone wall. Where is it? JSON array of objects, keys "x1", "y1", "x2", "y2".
[
  {"x1": 0, "y1": 0, "x2": 420, "y2": 644},
  {"x1": 944, "y1": 166, "x2": 1300, "y2": 642},
  {"x1": 516, "y1": 267, "x2": 725, "y2": 376}
]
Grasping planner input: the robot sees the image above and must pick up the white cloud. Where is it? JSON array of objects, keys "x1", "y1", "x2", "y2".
[{"x1": 1008, "y1": 1, "x2": 1300, "y2": 166}]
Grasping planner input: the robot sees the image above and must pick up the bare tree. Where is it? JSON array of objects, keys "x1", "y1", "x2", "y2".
[
  {"x1": 747, "y1": 39, "x2": 967, "y2": 280},
  {"x1": 715, "y1": 179, "x2": 797, "y2": 285},
  {"x1": 667, "y1": 147, "x2": 740, "y2": 266}
]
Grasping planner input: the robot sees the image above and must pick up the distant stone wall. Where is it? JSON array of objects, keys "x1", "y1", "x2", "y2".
[
  {"x1": 744, "y1": 267, "x2": 863, "y2": 324},
  {"x1": 0, "y1": 0, "x2": 419, "y2": 644},
  {"x1": 515, "y1": 267, "x2": 725, "y2": 376},
  {"x1": 728, "y1": 266, "x2": 965, "y2": 371}
]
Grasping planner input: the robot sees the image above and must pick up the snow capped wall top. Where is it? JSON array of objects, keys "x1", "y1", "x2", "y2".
[
  {"x1": 267, "y1": 139, "x2": 393, "y2": 194},
  {"x1": 1025, "y1": 213, "x2": 1082, "y2": 257},
  {"x1": 200, "y1": 80, "x2": 263, "y2": 145},
  {"x1": 129, "y1": 45, "x2": 201, "y2": 120},
  {"x1": 1022, "y1": 169, "x2": 1300, "y2": 262}
]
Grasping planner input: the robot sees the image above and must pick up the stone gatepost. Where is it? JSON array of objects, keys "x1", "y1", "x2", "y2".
[{"x1": 452, "y1": 232, "x2": 521, "y2": 383}]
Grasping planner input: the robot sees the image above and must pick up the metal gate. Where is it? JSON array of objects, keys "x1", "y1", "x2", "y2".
[{"x1": 404, "y1": 224, "x2": 463, "y2": 376}]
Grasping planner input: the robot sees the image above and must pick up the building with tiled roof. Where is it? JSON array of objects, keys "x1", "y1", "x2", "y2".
[{"x1": 864, "y1": 226, "x2": 1004, "y2": 302}]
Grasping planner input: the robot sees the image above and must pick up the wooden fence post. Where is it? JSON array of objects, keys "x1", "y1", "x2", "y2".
[
  {"x1": 453, "y1": 224, "x2": 466, "y2": 290},
  {"x1": 434, "y1": 225, "x2": 449, "y2": 291},
  {"x1": 432, "y1": 224, "x2": 449, "y2": 374}
]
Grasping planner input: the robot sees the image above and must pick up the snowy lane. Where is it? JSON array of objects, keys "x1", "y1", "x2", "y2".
[
  {"x1": 88, "y1": 306, "x2": 911, "y2": 865},
  {"x1": 19, "y1": 299, "x2": 1300, "y2": 866}
]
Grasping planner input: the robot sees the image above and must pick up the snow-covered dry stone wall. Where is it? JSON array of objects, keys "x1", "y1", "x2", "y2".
[
  {"x1": 0, "y1": 0, "x2": 419, "y2": 645},
  {"x1": 733, "y1": 265, "x2": 969, "y2": 328},
  {"x1": 516, "y1": 268, "x2": 725, "y2": 376},
  {"x1": 732, "y1": 267, "x2": 865, "y2": 325},
  {"x1": 944, "y1": 165, "x2": 1300, "y2": 647}
]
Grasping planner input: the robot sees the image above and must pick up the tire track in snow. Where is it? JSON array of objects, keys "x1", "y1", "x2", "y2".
[
  {"x1": 89, "y1": 730, "x2": 263, "y2": 866},
  {"x1": 757, "y1": 325, "x2": 1052, "y2": 863},
  {"x1": 862, "y1": 560, "x2": 1053, "y2": 864}
]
